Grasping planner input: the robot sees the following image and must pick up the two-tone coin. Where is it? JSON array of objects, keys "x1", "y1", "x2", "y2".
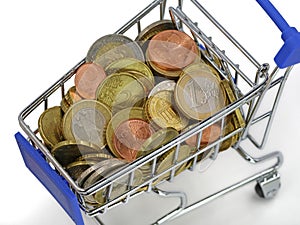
[
  {"x1": 148, "y1": 80, "x2": 176, "y2": 97},
  {"x1": 145, "y1": 90, "x2": 189, "y2": 131},
  {"x1": 62, "y1": 100, "x2": 112, "y2": 149},
  {"x1": 38, "y1": 106, "x2": 65, "y2": 149},
  {"x1": 86, "y1": 34, "x2": 144, "y2": 68},
  {"x1": 175, "y1": 66, "x2": 226, "y2": 120}
]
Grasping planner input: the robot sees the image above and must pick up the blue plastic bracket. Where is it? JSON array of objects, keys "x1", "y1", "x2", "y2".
[
  {"x1": 15, "y1": 132, "x2": 84, "y2": 225},
  {"x1": 256, "y1": 0, "x2": 300, "y2": 68}
]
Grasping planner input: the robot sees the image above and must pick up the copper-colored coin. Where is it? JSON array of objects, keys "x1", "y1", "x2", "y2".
[
  {"x1": 147, "y1": 30, "x2": 199, "y2": 71},
  {"x1": 112, "y1": 119, "x2": 155, "y2": 162},
  {"x1": 184, "y1": 123, "x2": 221, "y2": 147},
  {"x1": 74, "y1": 63, "x2": 107, "y2": 99}
]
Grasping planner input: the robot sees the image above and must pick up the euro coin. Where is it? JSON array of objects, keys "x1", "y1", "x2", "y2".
[
  {"x1": 74, "y1": 63, "x2": 107, "y2": 99},
  {"x1": 38, "y1": 106, "x2": 64, "y2": 149},
  {"x1": 148, "y1": 80, "x2": 176, "y2": 97},
  {"x1": 147, "y1": 30, "x2": 199, "y2": 71},
  {"x1": 51, "y1": 140, "x2": 101, "y2": 167},
  {"x1": 155, "y1": 144, "x2": 193, "y2": 184},
  {"x1": 86, "y1": 34, "x2": 144, "y2": 68},
  {"x1": 105, "y1": 57, "x2": 155, "y2": 85},
  {"x1": 138, "y1": 127, "x2": 179, "y2": 158},
  {"x1": 145, "y1": 90, "x2": 189, "y2": 131},
  {"x1": 62, "y1": 100, "x2": 112, "y2": 149},
  {"x1": 135, "y1": 20, "x2": 176, "y2": 52},
  {"x1": 175, "y1": 67, "x2": 226, "y2": 120},
  {"x1": 106, "y1": 107, "x2": 148, "y2": 159},
  {"x1": 65, "y1": 160, "x2": 99, "y2": 180},
  {"x1": 96, "y1": 72, "x2": 147, "y2": 113},
  {"x1": 112, "y1": 119, "x2": 155, "y2": 162}
]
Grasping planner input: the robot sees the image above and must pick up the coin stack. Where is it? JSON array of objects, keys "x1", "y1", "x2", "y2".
[{"x1": 37, "y1": 19, "x2": 245, "y2": 207}]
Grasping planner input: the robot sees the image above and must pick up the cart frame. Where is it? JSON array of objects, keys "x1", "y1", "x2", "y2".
[{"x1": 15, "y1": 0, "x2": 296, "y2": 224}]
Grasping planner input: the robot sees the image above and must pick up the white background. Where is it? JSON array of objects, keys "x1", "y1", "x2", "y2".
[{"x1": 1, "y1": 0, "x2": 300, "y2": 225}]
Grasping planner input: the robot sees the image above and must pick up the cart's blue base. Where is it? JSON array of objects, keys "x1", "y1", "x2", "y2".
[{"x1": 15, "y1": 132, "x2": 84, "y2": 225}]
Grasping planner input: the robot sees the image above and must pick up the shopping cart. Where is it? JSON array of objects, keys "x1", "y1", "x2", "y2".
[{"x1": 15, "y1": 0, "x2": 300, "y2": 224}]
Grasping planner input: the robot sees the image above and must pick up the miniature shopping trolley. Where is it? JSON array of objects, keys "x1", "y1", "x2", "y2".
[{"x1": 15, "y1": 0, "x2": 300, "y2": 224}]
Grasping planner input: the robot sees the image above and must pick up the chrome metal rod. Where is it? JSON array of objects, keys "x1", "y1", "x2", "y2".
[
  {"x1": 152, "y1": 188, "x2": 187, "y2": 225},
  {"x1": 169, "y1": 7, "x2": 255, "y2": 87},
  {"x1": 115, "y1": 0, "x2": 163, "y2": 34},
  {"x1": 156, "y1": 147, "x2": 283, "y2": 223},
  {"x1": 190, "y1": 0, "x2": 261, "y2": 68}
]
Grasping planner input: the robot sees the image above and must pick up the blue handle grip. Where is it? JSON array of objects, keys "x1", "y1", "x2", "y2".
[
  {"x1": 256, "y1": 0, "x2": 290, "y2": 32},
  {"x1": 256, "y1": 0, "x2": 300, "y2": 68}
]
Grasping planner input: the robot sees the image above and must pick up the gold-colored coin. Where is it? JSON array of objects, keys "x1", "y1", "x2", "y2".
[
  {"x1": 125, "y1": 70, "x2": 154, "y2": 95},
  {"x1": 65, "y1": 86, "x2": 82, "y2": 105},
  {"x1": 135, "y1": 20, "x2": 176, "y2": 52},
  {"x1": 60, "y1": 97, "x2": 71, "y2": 114},
  {"x1": 155, "y1": 144, "x2": 193, "y2": 184},
  {"x1": 96, "y1": 72, "x2": 147, "y2": 114},
  {"x1": 62, "y1": 100, "x2": 112, "y2": 149},
  {"x1": 86, "y1": 34, "x2": 145, "y2": 68},
  {"x1": 65, "y1": 160, "x2": 99, "y2": 180},
  {"x1": 137, "y1": 127, "x2": 179, "y2": 158},
  {"x1": 106, "y1": 107, "x2": 148, "y2": 158},
  {"x1": 175, "y1": 66, "x2": 226, "y2": 120},
  {"x1": 219, "y1": 80, "x2": 245, "y2": 151},
  {"x1": 38, "y1": 106, "x2": 65, "y2": 149},
  {"x1": 145, "y1": 90, "x2": 189, "y2": 131},
  {"x1": 75, "y1": 152, "x2": 113, "y2": 162},
  {"x1": 105, "y1": 57, "x2": 155, "y2": 85},
  {"x1": 51, "y1": 140, "x2": 101, "y2": 167}
]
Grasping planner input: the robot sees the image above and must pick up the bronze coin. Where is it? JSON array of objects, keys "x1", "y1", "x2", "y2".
[
  {"x1": 184, "y1": 123, "x2": 222, "y2": 147},
  {"x1": 147, "y1": 30, "x2": 199, "y2": 71},
  {"x1": 74, "y1": 63, "x2": 107, "y2": 99},
  {"x1": 112, "y1": 119, "x2": 155, "y2": 162}
]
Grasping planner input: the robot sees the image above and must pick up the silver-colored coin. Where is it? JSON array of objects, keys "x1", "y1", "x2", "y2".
[
  {"x1": 148, "y1": 80, "x2": 176, "y2": 97},
  {"x1": 86, "y1": 34, "x2": 145, "y2": 68}
]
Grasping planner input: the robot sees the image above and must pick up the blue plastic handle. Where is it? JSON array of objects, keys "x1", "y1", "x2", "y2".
[
  {"x1": 256, "y1": 0, "x2": 300, "y2": 68},
  {"x1": 256, "y1": 0, "x2": 289, "y2": 32},
  {"x1": 15, "y1": 132, "x2": 84, "y2": 225}
]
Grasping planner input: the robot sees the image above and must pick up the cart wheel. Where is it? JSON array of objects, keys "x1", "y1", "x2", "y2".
[
  {"x1": 255, "y1": 172, "x2": 281, "y2": 199},
  {"x1": 255, "y1": 183, "x2": 265, "y2": 198}
]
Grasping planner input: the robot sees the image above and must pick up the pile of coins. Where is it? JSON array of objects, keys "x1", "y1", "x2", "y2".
[{"x1": 38, "y1": 20, "x2": 245, "y2": 206}]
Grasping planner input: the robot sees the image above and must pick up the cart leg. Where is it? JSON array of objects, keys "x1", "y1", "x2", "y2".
[
  {"x1": 151, "y1": 148, "x2": 283, "y2": 224},
  {"x1": 151, "y1": 187, "x2": 187, "y2": 225}
]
